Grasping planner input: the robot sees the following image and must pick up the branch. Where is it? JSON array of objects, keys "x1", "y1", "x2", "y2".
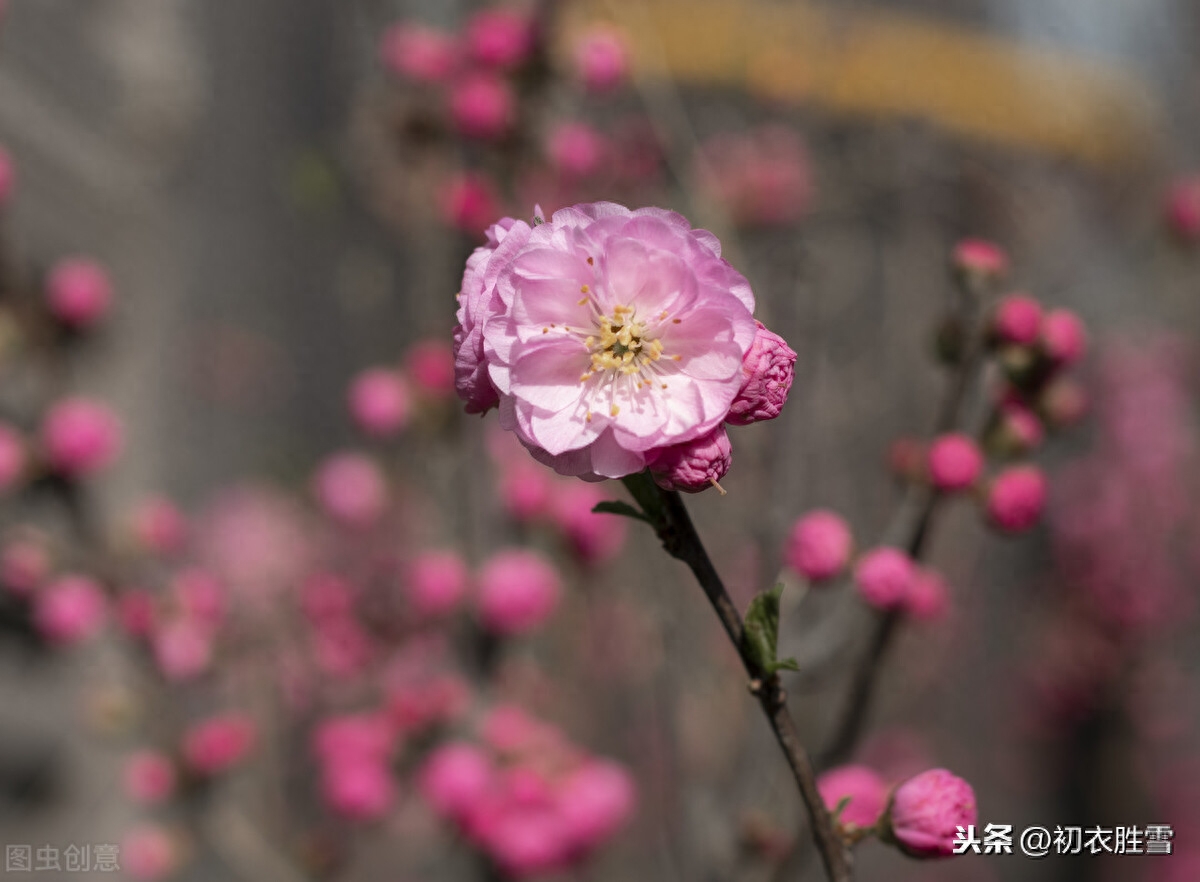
[{"x1": 623, "y1": 473, "x2": 852, "y2": 882}]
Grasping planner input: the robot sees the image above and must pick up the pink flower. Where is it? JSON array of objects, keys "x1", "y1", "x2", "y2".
[
  {"x1": 990, "y1": 293, "x2": 1041, "y2": 346},
  {"x1": 853, "y1": 548, "x2": 915, "y2": 610},
  {"x1": 464, "y1": 8, "x2": 533, "y2": 69},
  {"x1": 483, "y1": 203, "x2": 757, "y2": 480},
  {"x1": 182, "y1": 713, "x2": 257, "y2": 775},
  {"x1": 481, "y1": 704, "x2": 562, "y2": 754},
  {"x1": 440, "y1": 172, "x2": 502, "y2": 235},
  {"x1": 1, "y1": 536, "x2": 49, "y2": 596},
  {"x1": 116, "y1": 589, "x2": 156, "y2": 636},
  {"x1": 499, "y1": 459, "x2": 555, "y2": 521},
  {"x1": 726, "y1": 320, "x2": 796, "y2": 425},
  {"x1": 348, "y1": 368, "x2": 410, "y2": 437},
  {"x1": 299, "y1": 573, "x2": 356, "y2": 621},
  {"x1": 312, "y1": 713, "x2": 394, "y2": 764},
  {"x1": 0, "y1": 145, "x2": 15, "y2": 205},
  {"x1": 817, "y1": 764, "x2": 887, "y2": 828},
  {"x1": 696, "y1": 127, "x2": 811, "y2": 227},
  {"x1": 905, "y1": 568, "x2": 950, "y2": 622},
  {"x1": 784, "y1": 510, "x2": 853, "y2": 582},
  {"x1": 450, "y1": 74, "x2": 515, "y2": 140},
  {"x1": 40, "y1": 397, "x2": 123, "y2": 477},
  {"x1": 546, "y1": 122, "x2": 608, "y2": 180},
  {"x1": 484, "y1": 808, "x2": 571, "y2": 875},
  {"x1": 45, "y1": 257, "x2": 113, "y2": 329},
  {"x1": 550, "y1": 481, "x2": 627, "y2": 564},
  {"x1": 951, "y1": 238, "x2": 1007, "y2": 281},
  {"x1": 0, "y1": 422, "x2": 26, "y2": 492},
  {"x1": 647, "y1": 425, "x2": 732, "y2": 493},
  {"x1": 986, "y1": 465, "x2": 1046, "y2": 532},
  {"x1": 34, "y1": 575, "x2": 106, "y2": 644},
  {"x1": 419, "y1": 742, "x2": 494, "y2": 821},
  {"x1": 573, "y1": 27, "x2": 630, "y2": 92},
  {"x1": 130, "y1": 496, "x2": 188, "y2": 555},
  {"x1": 123, "y1": 750, "x2": 177, "y2": 804},
  {"x1": 1039, "y1": 377, "x2": 1088, "y2": 427},
  {"x1": 884, "y1": 768, "x2": 977, "y2": 857},
  {"x1": 557, "y1": 760, "x2": 637, "y2": 849},
  {"x1": 121, "y1": 824, "x2": 178, "y2": 881},
  {"x1": 152, "y1": 619, "x2": 213, "y2": 680},
  {"x1": 477, "y1": 549, "x2": 561, "y2": 635},
  {"x1": 1040, "y1": 308, "x2": 1087, "y2": 366},
  {"x1": 997, "y1": 401, "x2": 1043, "y2": 453},
  {"x1": 379, "y1": 22, "x2": 458, "y2": 83},
  {"x1": 1165, "y1": 175, "x2": 1200, "y2": 242},
  {"x1": 926, "y1": 433, "x2": 983, "y2": 492},
  {"x1": 312, "y1": 452, "x2": 388, "y2": 527},
  {"x1": 171, "y1": 568, "x2": 225, "y2": 626},
  {"x1": 407, "y1": 550, "x2": 470, "y2": 617},
  {"x1": 321, "y1": 758, "x2": 395, "y2": 821},
  {"x1": 406, "y1": 338, "x2": 457, "y2": 399}
]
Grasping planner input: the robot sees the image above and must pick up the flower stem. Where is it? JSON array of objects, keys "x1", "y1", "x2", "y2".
[{"x1": 622, "y1": 473, "x2": 853, "y2": 882}]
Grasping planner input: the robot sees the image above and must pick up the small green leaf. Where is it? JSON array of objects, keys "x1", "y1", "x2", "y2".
[
  {"x1": 833, "y1": 795, "x2": 852, "y2": 821},
  {"x1": 591, "y1": 500, "x2": 649, "y2": 523},
  {"x1": 773, "y1": 657, "x2": 800, "y2": 673},
  {"x1": 742, "y1": 585, "x2": 800, "y2": 676}
]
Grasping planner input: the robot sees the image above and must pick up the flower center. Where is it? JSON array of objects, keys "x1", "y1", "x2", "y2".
[{"x1": 590, "y1": 304, "x2": 662, "y2": 374}]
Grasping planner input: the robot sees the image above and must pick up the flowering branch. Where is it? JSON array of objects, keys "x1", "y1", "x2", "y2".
[{"x1": 621, "y1": 472, "x2": 853, "y2": 882}]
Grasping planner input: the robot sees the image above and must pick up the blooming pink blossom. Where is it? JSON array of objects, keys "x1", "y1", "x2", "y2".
[
  {"x1": 557, "y1": 760, "x2": 637, "y2": 849},
  {"x1": 170, "y1": 568, "x2": 225, "y2": 626},
  {"x1": 1165, "y1": 175, "x2": 1200, "y2": 242},
  {"x1": 419, "y1": 742, "x2": 494, "y2": 821},
  {"x1": 927, "y1": 433, "x2": 983, "y2": 492},
  {"x1": 379, "y1": 22, "x2": 458, "y2": 83},
  {"x1": 817, "y1": 764, "x2": 887, "y2": 828},
  {"x1": 406, "y1": 338, "x2": 457, "y2": 400},
  {"x1": 480, "y1": 203, "x2": 758, "y2": 480},
  {"x1": 546, "y1": 122, "x2": 608, "y2": 180},
  {"x1": 182, "y1": 713, "x2": 257, "y2": 775},
  {"x1": 986, "y1": 465, "x2": 1046, "y2": 532},
  {"x1": 853, "y1": 548, "x2": 915, "y2": 610},
  {"x1": 885, "y1": 768, "x2": 977, "y2": 857},
  {"x1": 120, "y1": 824, "x2": 178, "y2": 881},
  {"x1": 0, "y1": 145, "x2": 14, "y2": 205},
  {"x1": 480, "y1": 704, "x2": 562, "y2": 755},
  {"x1": 573, "y1": 27, "x2": 630, "y2": 92},
  {"x1": 784, "y1": 510, "x2": 853, "y2": 583},
  {"x1": 477, "y1": 549, "x2": 561, "y2": 635},
  {"x1": 406, "y1": 549, "x2": 470, "y2": 617},
  {"x1": 152, "y1": 620, "x2": 213, "y2": 680},
  {"x1": 130, "y1": 496, "x2": 188, "y2": 555},
  {"x1": 484, "y1": 807, "x2": 571, "y2": 875},
  {"x1": 45, "y1": 257, "x2": 113, "y2": 329},
  {"x1": 123, "y1": 750, "x2": 177, "y2": 804},
  {"x1": 647, "y1": 425, "x2": 732, "y2": 493},
  {"x1": 990, "y1": 293, "x2": 1041, "y2": 346},
  {"x1": 348, "y1": 368, "x2": 410, "y2": 437},
  {"x1": 464, "y1": 8, "x2": 533, "y2": 69},
  {"x1": 312, "y1": 713, "x2": 395, "y2": 764},
  {"x1": 34, "y1": 575, "x2": 106, "y2": 644},
  {"x1": 696, "y1": 127, "x2": 811, "y2": 227},
  {"x1": 0, "y1": 423, "x2": 26, "y2": 493},
  {"x1": 312, "y1": 452, "x2": 388, "y2": 527},
  {"x1": 550, "y1": 481, "x2": 627, "y2": 564},
  {"x1": 726, "y1": 320, "x2": 796, "y2": 425},
  {"x1": 951, "y1": 238, "x2": 1007, "y2": 280},
  {"x1": 450, "y1": 74, "x2": 515, "y2": 140},
  {"x1": 321, "y1": 758, "x2": 395, "y2": 820},
  {"x1": 440, "y1": 171, "x2": 503, "y2": 235},
  {"x1": 1040, "y1": 308, "x2": 1087, "y2": 366},
  {"x1": 40, "y1": 397, "x2": 123, "y2": 477}
]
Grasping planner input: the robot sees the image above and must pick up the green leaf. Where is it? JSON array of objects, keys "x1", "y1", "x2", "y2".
[
  {"x1": 742, "y1": 584, "x2": 798, "y2": 676},
  {"x1": 833, "y1": 795, "x2": 852, "y2": 822},
  {"x1": 591, "y1": 500, "x2": 649, "y2": 523}
]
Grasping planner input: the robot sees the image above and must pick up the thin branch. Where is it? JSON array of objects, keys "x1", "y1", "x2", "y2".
[{"x1": 624, "y1": 474, "x2": 852, "y2": 882}]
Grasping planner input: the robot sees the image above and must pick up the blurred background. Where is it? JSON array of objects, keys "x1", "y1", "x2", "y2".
[{"x1": 0, "y1": 1, "x2": 1198, "y2": 881}]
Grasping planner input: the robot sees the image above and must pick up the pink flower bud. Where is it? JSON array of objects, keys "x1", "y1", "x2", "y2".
[
  {"x1": 299, "y1": 573, "x2": 356, "y2": 621},
  {"x1": 499, "y1": 460, "x2": 555, "y2": 522},
  {"x1": 348, "y1": 368, "x2": 410, "y2": 437},
  {"x1": 884, "y1": 768, "x2": 977, "y2": 857},
  {"x1": 120, "y1": 823, "x2": 179, "y2": 881},
  {"x1": 419, "y1": 741, "x2": 494, "y2": 821},
  {"x1": 485, "y1": 808, "x2": 571, "y2": 876},
  {"x1": 997, "y1": 401, "x2": 1044, "y2": 453},
  {"x1": 116, "y1": 588, "x2": 156, "y2": 637},
  {"x1": 0, "y1": 422, "x2": 27, "y2": 492},
  {"x1": 1165, "y1": 175, "x2": 1200, "y2": 242},
  {"x1": 1039, "y1": 377, "x2": 1088, "y2": 427},
  {"x1": 34, "y1": 575, "x2": 107, "y2": 644},
  {"x1": 546, "y1": 122, "x2": 608, "y2": 180},
  {"x1": 440, "y1": 172, "x2": 502, "y2": 235},
  {"x1": 40, "y1": 397, "x2": 123, "y2": 477},
  {"x1": 477, "y1": 549, "x2": 561, "y2": 636},
  {"x1": 152, "y1": 620, "x2": 213, "y2": 681},
  {"x1": 464, "y1": 8, "x2": 533, "y2": 69},
  {"x1": 123, "y1": 750, "x2": 177, "y2": 805},
  {"x1": 170, "y1": 568, "x2": 225, "y2": 626},
  {"x1": 985, "y1": 465, "x2": 1046, "y2": 533},
  {"x1": 551, "y1": 482, "x2": 627, "y2": 565},
  {"x1": 45, "y1": 258, "x2": 113, "y2": 329},
  {"x1": 853, "y1": 548, "x2": 915, "y2": 610},
  {"x1": 990, "y1": 293, "x2": 1041, "y2": 346},
  {"x1": 817, "y1": 764, "x2": 887, "y2": 828},
  {"x1": 405, "y1": 338, "x2": 456, "y2": 399},
  {"x1": 1040, "y1": 308, "x2": 1087, "y2": 366},
  {"x1": 887, "y1": 436, "x2": 925, "y2": 480},
  {"x1": 312, "y1": 452, "x2": 388, "y2": 527},
  {"x1": 1, "y1": 535, "x2": 50, "y2": 596},
  {"x1": 784, "y1": 510, "x2": 853, "y2": 582},
  {"x1": 557, "y1": 760, "x2": 637, "y2": 849},
  {"x1": 647, "y1": 425, "x2": 732, "y2": 493},
  {"x1": 0, "y1": 145, "x2": 15, "y2": 206},
  {"x1": 321, "y1": 758, "x2": 395, "y2": 821},
  {"x1": 905, "y1": 567, "x2": 950, "y2": 622},
  {"x1": 130, "y1": 496, "x2": 188, "y2": 555},
  {"x1": 182, "y1": 713, "x2": 257, "y2": 775},
  {"x1": 573, "y1": 27, "x2": 630, "y2": 92},
  {"x1": 726, "y1": 321, "x2": 796, "y2": 425},
  {"x1": 407, "y1": 549, "x2": 469, "y2": 618},
  {"x1": 450, "y1": 74, "x2": 515, "y2": 140},
  {"x1": 951, "y1": 238, "x2": 1007, "y2": 281},
  {"x1": 481, "y1": 704, "x2": 560, "y2": 754},
  {"x1": 927, "y1": 433, "x2": 983, "y2": 492},
  {"x1": 379, "y1": 22, "x2": 458, "y2": 83}
]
